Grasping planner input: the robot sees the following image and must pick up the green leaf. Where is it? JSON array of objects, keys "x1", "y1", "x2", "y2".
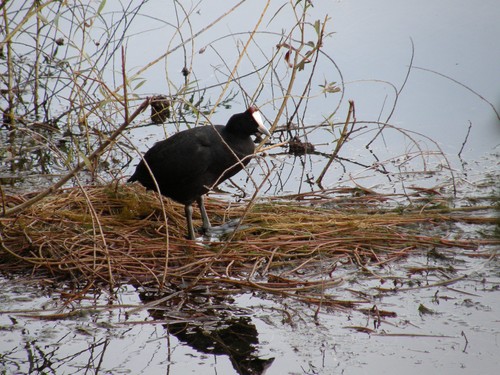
[
  {"x1": 37, "y1": 13, "x2": 49, "y2": 25},
  {"x1": 133, "y1": 79, "x2": 146, "y2": 90},
  {"x1": 319, "y1": 81, "x2": 341, "y2": 97},
  {"x1": 97, "y1": 0, "x2": 107, "y2": 15},
  {"x1": 314, "y1": 19, "x2": 321, "y2": 36},
  {"x1": 79, "y1": 151, "x2": 93, "y2": 171}
]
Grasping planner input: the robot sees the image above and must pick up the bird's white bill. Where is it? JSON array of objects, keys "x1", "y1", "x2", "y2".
[{"x1": 252, "y1": 110, "x2": 271, "y2": 137}]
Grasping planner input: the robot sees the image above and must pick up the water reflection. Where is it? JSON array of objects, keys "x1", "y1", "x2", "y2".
[
  {"x1": 0, "y1": 124, "x2": 130, "y2": 192},
  {"x1": 0, "y1": 127, "x2": 58, "y2": 188},
  {"x1": 140, "y1": 290, "x2": 274, "y2": 375},
  {"x1": 168, "y1": 318, "x2": 274, "y2": 375}
]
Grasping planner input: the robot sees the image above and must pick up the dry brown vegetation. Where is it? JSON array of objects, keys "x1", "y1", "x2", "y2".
[{"x1": 1, "y1": 183, "x2": 497, "y2": 311}]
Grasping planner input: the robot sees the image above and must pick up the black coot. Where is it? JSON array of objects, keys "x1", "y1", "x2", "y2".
[{"x1": 128, "y1": 106, "x2": 271, "y2": 239}]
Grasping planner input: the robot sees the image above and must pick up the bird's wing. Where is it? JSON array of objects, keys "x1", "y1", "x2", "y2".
[{"x1": 144, "y1": 129, "x2": 213, "y2": 181}]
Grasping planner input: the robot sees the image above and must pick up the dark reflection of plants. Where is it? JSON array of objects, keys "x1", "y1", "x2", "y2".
[
  {"x1": 21, "y1": 334, "x2": 116, "y2": 375},
  {"x1": 140, "y1": 289, "x2": 274, "y2": 375},
  {"x1": 23, "y1": 337, "x2": 58, "y2": 374},
  {"x1": 0, "y1": 327, "x2": 60, "y2": 374},
  {"x1": 0, "y1": 307, "x2": 128, "y2": 374}
]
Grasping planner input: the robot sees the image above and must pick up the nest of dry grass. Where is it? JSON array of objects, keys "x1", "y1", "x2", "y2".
[{"x1": 0, "y1": 184, "x2": 497, "y2": 308}]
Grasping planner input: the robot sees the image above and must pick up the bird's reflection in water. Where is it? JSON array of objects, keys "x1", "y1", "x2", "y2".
[
  {"x1": 139, "y1": 290, "x2": 274, "y2": 375},
  {"x1": 169, "y1": 317, "x2": 274, "y2": 375}
]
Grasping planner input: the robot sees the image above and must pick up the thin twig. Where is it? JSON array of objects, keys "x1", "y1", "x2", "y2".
[
  {"x1": 316, "y1": 100, "x2": 355, "y2": 187},
  {"x1": 458, "y1": 121, "x2": 472, "y2": 160}
]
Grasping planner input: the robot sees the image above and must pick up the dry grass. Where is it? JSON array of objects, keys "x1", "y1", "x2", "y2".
[{"x1": 1, "y1": 184, "x2": 497, "y2": 310}]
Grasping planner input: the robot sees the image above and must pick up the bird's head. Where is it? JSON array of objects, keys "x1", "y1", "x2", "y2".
[{"x1": 247, "y1": 106, "x2": 271, "y2": 137}]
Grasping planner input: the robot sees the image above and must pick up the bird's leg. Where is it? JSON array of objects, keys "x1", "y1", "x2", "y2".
[
  {"x1": 197, "y1": 196, "x2": 211, "y2": 233},
  {"x1": 184, "y1": 204, "x2": 196, "y2": 240}
]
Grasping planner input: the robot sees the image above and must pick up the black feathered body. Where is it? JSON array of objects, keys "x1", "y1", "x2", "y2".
[{"x1": 128, "y1": 122, "x2": 255, "y2": 205}]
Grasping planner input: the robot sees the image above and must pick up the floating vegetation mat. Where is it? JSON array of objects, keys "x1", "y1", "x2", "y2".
[{"x1": 0, "y1": 184, "x2": 498, "y2": 310}]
